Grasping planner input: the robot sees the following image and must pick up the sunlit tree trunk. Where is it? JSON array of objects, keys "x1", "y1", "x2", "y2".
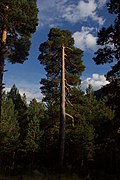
[
  {"x1": 0, "y1": 27, "x2": 7, "y2": 118},
  {"x1": 59, "y1": 44, "x2": 66, "y2": 169}
]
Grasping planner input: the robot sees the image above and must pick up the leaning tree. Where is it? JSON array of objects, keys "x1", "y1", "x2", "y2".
[
  {"x1": 0, "y1": 0, "x2": 38, "y2": 115},
  {"x1": 38, "y1": 28, "x2": 85, "y2": 168}
]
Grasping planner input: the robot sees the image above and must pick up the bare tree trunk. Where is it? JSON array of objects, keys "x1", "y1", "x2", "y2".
[
  {"x1": 0, "y1": 28, "x2": 7, "y2": 119},
  {"x1": 59, "y1": 44, "x2": 66, "y2": 169}
]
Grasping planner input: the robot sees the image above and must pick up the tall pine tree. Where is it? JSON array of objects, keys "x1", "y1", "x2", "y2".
[
  {"x1": 0, "y1": 0, "x2": 38, "y2": 115},
  {"x1": 38, "y1": 28, "x2": 85, "y2": 168}
]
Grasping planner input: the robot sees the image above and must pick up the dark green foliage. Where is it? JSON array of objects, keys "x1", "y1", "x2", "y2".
[
  {"x1": 0, "y1": 0, "x2": 38, "y2": 116},
  {"x1": 0, "y1": 93, "x2": 19, "y2": 170},
  {"x1": 0, "y1": 5, "x2": 120, "y2": 174},
  {"x1": 84, "y1": 85, "x2": 114, "y2": 138},
  {"x1": 8, "y1": 37, "x2": 31, "y2": 64},
  {"x1": 7, "y1": 84, "x2": 28, "y2": 119},
  {"x1": 107, "y1": 0, "x2": 120, "y2": 14},
  {"x1": 103, "y1": 79, "x2": 120, "y2": 111},
  {"x1": 39, "y1": 123, "x2": 60, "y2": 168},
  {"x1": 24, "y1": 98, "x2": 45, "y2": 153},
  {"x1": 101, "y1": 79, "x2": 120, "y2": 134},
  {"x1": 0, "y1": 84, "x2": 119, "y2": 176},
  {"x1": 85, "y1": 86, "x2": 120, "y2": 173},
  {"x1": 7, "y1": 85, "x2": 28, "y2": 143},
  {"x1": 23, "y1": 99, "x2": 45, "y2": 169},
  {"x1": 38, "y1": 28, "x2": 84, "y2": 105},
  {"x1": 0, "y1": 0, "x2": 38, "y2": 63},
  {"x1": 93, "y1": 0, "x2": 120, "y2": 80},
  {"x1": 0, "y1": 96, "x2": 19, "y2": 153},
  {"x1": 38, "y1": 28, "x2": 85, "y2": 168},
  {"x1": 65, "y1": 85, "x2": 115, "y2": 172},
  {"x1": 93, "y1": 0, "x2": 120, "y2": 170},
  {"x1": 65, "y1": 120, "x2": 95, "y2": 171}
]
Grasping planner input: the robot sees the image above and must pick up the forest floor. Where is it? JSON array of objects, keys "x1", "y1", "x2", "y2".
[
  {"x1": 0, "y1": 174, "x2": 82, "y2": 180},
  {"x1": 1, "y1": 170, "x2": 120, "y2": 180},
  {"x1": 1, "y1": 174, "x2": 120, "y2": 180}
]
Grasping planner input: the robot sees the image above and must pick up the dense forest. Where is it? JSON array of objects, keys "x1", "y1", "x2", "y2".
[{"x1": 0, "y1": 0, "x2": 120, "y2": 179}]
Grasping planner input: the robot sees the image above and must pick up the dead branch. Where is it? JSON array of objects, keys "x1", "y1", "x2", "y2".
[
  {"x1": 65, "y1": 112, "x2": 74, "y2": 127},
  {"x1": 66, "y1": 98, "x2": 73, "y2": 107}
]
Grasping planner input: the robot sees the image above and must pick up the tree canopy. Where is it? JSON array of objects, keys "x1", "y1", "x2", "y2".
[
  {"x1": 0, "y1": 0, "x2": 38, "y2": 115},
  {"x1": 93, "y1": 0, "x2": 120, "y2": 80},
  {"x1": 38, "y1": 28, "x2": 85, "y2": 105},
  {"x1": 0, "y1": 0, "x2": 38, "y2": 63}
]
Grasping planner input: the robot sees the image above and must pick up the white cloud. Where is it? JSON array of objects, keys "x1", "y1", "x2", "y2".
[
  {"x1": 60, "y1": 0, "x2": 105, "y2": 25},
  {"x1": 19, "y1": 89, "x2": 43, "y2": 103},
  {"x1": 91, "y1": 12, "x2": 105, "y2": 25},
  {"x1": 73, "y1": 26, "x2": 98, "y2": 51},
  {"x1": 5, "y1": 81, "x2": 43, "y2": 103},
  {"x1": 37, "y1": 0, "x2": 106, "y2": 27},
  {"x1": 37, "y1": 0, "x2": 66, "y2": 27},
  {"x1": 81, "y1": 73, "x2": 110, "y2": 92}
]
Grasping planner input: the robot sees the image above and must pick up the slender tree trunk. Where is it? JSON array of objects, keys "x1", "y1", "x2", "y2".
[
  {"x1": 59, "y1": 44, "x2": 66, "y2": 169},
  {"x1": 0, "y1": 28, "x2": 7, "y2": 118},
  {"x1": 11, "y1": 151, "x2": 15, "y2": 170}
]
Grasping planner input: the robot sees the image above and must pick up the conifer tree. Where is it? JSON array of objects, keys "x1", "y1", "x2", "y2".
[
  {"x1": 38, "y1": 28, "x2": 85, "y2": 168},
  {"x1": 7, "y1": 84, "x2": 28, "y2": 142},
  {"x1": 93, "y1": 1, "x2": 120, "y2": 163},
  {"x1": 24, "y1": 98, "x2": 44, "y2": 168},
  {"x1": 0, "y1": 0, "x2": 38, "y2": 115},
  {"x1": 38, "y1": 28, "x2": 84, "y2": 105},
  {"x1": 0, "y1": 95, "x2": 19, "y2": 170},
  {"x1": 93, "y1": 0, "x2": 120, "y2": 80}
]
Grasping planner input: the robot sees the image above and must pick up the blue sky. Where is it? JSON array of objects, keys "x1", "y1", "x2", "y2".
[{"x1": 5, "y1": 0, "x2": 114, "y2": 102}]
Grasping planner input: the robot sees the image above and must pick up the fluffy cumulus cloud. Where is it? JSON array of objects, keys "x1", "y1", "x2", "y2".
[
  {"x1": 81, "y1": 74, "x2": 109, "y2": 92},
  {"x1": 73, "y1": 26, "x2": 98, "y2": 50},
  {"x1": 62, "y1": 0, "x2": 105, "y2": 25},
  {"x1": 37, "y1": 0, "x2": 106, "y2": 27}
]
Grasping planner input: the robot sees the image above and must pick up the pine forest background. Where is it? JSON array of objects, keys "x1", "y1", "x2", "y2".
[{"x1": 0, "y1": 0, "x2": 120, "y2": 179}]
